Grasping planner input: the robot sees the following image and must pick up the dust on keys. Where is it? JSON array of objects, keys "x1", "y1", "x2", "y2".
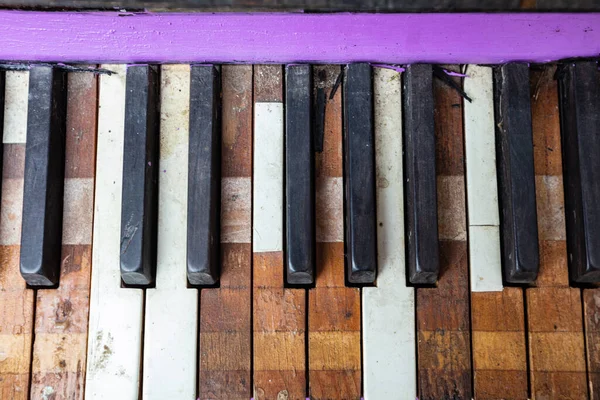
[{"x1": 1, "y1": 62, "x2": 599, "y2": 400}]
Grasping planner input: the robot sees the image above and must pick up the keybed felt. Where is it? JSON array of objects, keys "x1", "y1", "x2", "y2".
[{"x1": 1, "y1": 62, "x2": 600, "y2": 399}]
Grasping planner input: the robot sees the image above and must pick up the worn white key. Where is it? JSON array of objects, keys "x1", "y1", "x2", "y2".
[
  {"x1": 3, "y1": 70, "x2": 28, "y2": 144},
  {"x1": 253, "y1": 102, "x2": 284, "y2": 253},
  {"x1": 142, "y1": 65, "x2": 198, "y2": 400},
  {"x1": 85, "y1": 65, "x2": 144, "y2": 399},
  {"x1": 363, "y1": 67, "x2": 416, "y2": 399},
  {"x1": 464, "y1": 65, "x2": 503, "y2": 292}
]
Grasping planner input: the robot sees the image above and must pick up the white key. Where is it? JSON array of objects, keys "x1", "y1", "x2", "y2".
[
  {"x1": 142, "y1": 65, "x2": 198, "y2": 400},
  {"x1": 363, "y1": 67, "x2": 416, "y2": 399},
  {"x1": 464, "y1": 65, "x2": 503, "y2": 292},
  {"x1": 0, "y1": 72, "x2": 26, "y2": 245},
  {"x1": 253, "y1": 102, "x2": 283, "y2": 253},
  {"x1": 3, "y1": 70, "x2": 28, "y2": 144},
  {"x1": 85, "y1": 64, "x2": 144, "y2": 399}
]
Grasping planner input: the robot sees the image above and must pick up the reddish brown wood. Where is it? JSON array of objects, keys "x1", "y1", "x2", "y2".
[
  {"x1": 584, "y1": 288, "x2": 600, "y2": 399},
  {"x1": 29, "y1": 69, "x2": 97, "y2": 400},
  {"x1": 527, "y1": 66, "x2": 587, "y2": 399},
  {"x1": 0, "y1": 142, "x2": 32, "y2": 400},
  {"x1": 199, "y1": 65, "x2": 253, "y2": 399},
  {"x1": 471, "y1": 289, "x2": 527, "y2": 399},
  {"x1": 417, "y1": 68, "x2": 472, "y2": 400},
  {"x1": 253, "y1": 64, "x2": 306, "y2": 400},
  {"x1": 308, "y1": 65, "x2": 361, "y2": 400},
  {"x1": 468, "y1": 65, "x2": 527, "y2": 399},
  {"x1": 254, "y1": 65, "x2": 283, "y2": 103}
]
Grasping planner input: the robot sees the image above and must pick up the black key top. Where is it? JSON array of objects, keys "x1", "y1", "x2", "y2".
[
  {"x1": 403, "y1": 64, "x2": 439, "y2": 284},
  {"x1": 187, "y1": 65, "x2": 220, "y2": 286},
  {"x1": 20, "y1": 66, "x2": 67, "y2": 286},
  {"x1": 343, "y1": 63, "x2": 377, "y2": 284},
  {"x1": 494, "y1": 63, "x2": 539, "y2": 284},
  {"x1": 558, "y1": 61, "x2": 600, "y2": 283},
  {"x1": 120, "y1": 65, "x2": 159, "y2": 286},
  {"x1": 285, "y1": 64, "x2": 314, "y2": 285}
]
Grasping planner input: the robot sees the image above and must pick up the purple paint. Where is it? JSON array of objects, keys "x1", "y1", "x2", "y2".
[
  {"x1": 371, "y1": 63, "x2": 406, "y2": 73},
  {"x1": 442, "y1": 68, "x2": 469, "y2": 77},
  {"x1": 0, "y1": 12, "x2": 598, "y2": 64}
]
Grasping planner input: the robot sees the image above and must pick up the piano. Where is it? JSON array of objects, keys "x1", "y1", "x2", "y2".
[{"x1": 0, "y1": 7, "x2": 599, "y2": 400}]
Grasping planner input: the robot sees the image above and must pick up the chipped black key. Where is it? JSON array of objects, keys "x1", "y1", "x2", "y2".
[
  {"x1": 120, "y1": 65, "x2": 159, "y2": 286},
  {"x1": 20, "y1": 66, "x2": 67, "y2": 286},
  {"x1": 187, "y1": 65, "x2": 221, "y2": 286},
  {"x1": 343, "y1": 63, "x2": 377, "y2": 284},
  {"x1": 285, "y1": 64, "x2": 314, "y2": 285},
  {"x1": 403, "y1": 64, "x2": 439, "y2": 285},
  {"x1": 558, "y1": 61, "x2": 600, "y2": 283},
  {"x1": 494, "y1": 63, "x2": 539, "y2": 284}
]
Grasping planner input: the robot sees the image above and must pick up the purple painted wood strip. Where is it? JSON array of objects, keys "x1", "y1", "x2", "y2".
[{"x1": 0, "y1": 11, "x2": 598, "y2": 64}]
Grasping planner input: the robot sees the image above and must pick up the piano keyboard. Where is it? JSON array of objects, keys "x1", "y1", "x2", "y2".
[{"x1": 1, "y1": 62, "x2": 599, "y2": 399}]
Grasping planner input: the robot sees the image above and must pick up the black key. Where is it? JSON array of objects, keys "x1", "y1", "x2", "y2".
[
  {"x1": 403, "y1": 64, "x2": 439, "y2": 284},
  {"x1": 558, "y1": 61, "x2": 600, "y2": 283},
  {"x1": 285, "y1": 64, "x2": 314, "y2": 285},
  {"x1": 187, "y1": 65, "x2": 220, "y2": 286},
  {"x1": 120, "y1": 65, "x2": 159, "y2": 286},
  {"x1": 494, "y1": 63, "x2": 539, "y2": 284},
  {"x1": 20, "y1": 66, "x2": 67, "y2": 286},
  {"x1": 343, "y1": 63, "x2": 377, "y2": 284}
]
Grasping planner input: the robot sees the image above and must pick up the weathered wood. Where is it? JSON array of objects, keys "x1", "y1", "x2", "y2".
[
  {"x1": 85, "y1": 65, "x2": 144, "y2": 399},
  {"x1": 363, "y1": 66, "x2": 416, "y2": 398},
  {"x1": 0, "y1": 107, "x2": 31, "y2": 399},
  {"x1": 527, "y1": 65, "x2": 587, "y2": 399},
  {"x1": 583, "y1": 288, "x2": 600, "y2": 399},
  {"x1": 416, "y1": 67, "x2": 472, "y2": 400},
  {"x1": 253, "y1": 65, "x2": 306, "y2": 399},
  {"x1": 29, "y1": 68, "x2": 97, "y2": 400},
  {"x1": 309, "y1": 65, "x2": 361, "y2": 400},
  {"x1": 142, "y1": 64, "x2": 198, "y2": 400},
  {"x1": 465, "y1": 64, "x2": 528, "y2": 399},
  {"x1": 199, "y1": 64, "x2": 252, "y2": 400},
  {"x1": 471, "y1": 289, "x2": 528, "y2": 398}
]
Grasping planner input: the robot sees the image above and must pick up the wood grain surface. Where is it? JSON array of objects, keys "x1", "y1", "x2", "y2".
[
  {"x1": 253, "y1": 64, "x2": 307, "y2": 400},
  {"x1": 527, "y1": 66, "x2": 587, "y2": 399},
  {"x1": 467, "y1": 65, "x2": 528, "y2": 399},
  {"x1": 309, "y1": 65, "x2": 361, "y2": 400},
  {"x1": 0, "y1": 144, "x2": 31, "y2": 399},
  {"x1": 199, "y1": 65, "x2": 253, "y2": 400},
  {"x1": 29, "y1": 69, "x2": 97, "y2": 400},
  {"x1": 0, "y1": 70, "x2": 32, "y2": 400},
  {"x1": 416, "y1": 67, "x2": 472, "y2": 400}
]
